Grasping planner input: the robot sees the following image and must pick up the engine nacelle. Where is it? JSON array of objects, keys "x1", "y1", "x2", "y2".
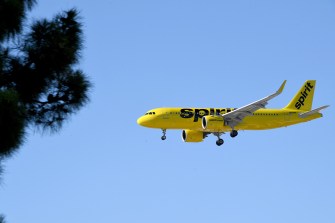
[
  {"x1": 202, "y1": 115, "x2": 225, "y2": 131},
  {"x1": 181, "y1": 129, "x2": 204, "y2": 142}
]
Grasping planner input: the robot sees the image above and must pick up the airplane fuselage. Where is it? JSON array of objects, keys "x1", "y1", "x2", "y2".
[
  {"x1": 137, "y1": 107, "x2": 322, "y2": 132},
  {"x1": 137, "y1": 80, "x2": 328, "y2": 146}
]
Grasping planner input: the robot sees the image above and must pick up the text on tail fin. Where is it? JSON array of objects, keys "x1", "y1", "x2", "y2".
[
  {"x1": 295, "y1": 82, "x2": 314, "y2": 109},
  {"x1": 285, "y1": 80, "x2": 316, "y2": 111}
]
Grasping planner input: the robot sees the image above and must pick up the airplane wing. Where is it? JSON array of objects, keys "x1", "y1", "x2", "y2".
[{"x1": 221, "y1": 80, "x2": 287, "y2": 128}]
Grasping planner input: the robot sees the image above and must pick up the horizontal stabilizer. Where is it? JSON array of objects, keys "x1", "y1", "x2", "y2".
[{"x1": 298, "y1": 105, "x2": 329, "y2": 118}]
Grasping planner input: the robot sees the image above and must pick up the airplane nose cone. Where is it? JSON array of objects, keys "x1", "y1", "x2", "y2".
[
  {"x1": 137, "y1": 116, "x2": 145, "y2": 126},
  {"x1": 137, "y1": 114, "x2": 154, "y2": 127}
]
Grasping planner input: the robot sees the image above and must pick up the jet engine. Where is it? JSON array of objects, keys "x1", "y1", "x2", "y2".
[
  {"x1": 181, "y1": 129, "x2": 204, "y2": 142},
  {"x1": 202, "y1": 115, "x2": 225, "y2": 131}
]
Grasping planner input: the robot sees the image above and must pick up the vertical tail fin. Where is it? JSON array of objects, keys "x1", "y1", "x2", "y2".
[{"x1": 284, "y1": 80, "x2": 316, "y2": 111}]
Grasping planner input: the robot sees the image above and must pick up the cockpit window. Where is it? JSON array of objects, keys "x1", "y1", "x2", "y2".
[{"x1": 144, "y1": 112, "x2": 156, "y2": 115}]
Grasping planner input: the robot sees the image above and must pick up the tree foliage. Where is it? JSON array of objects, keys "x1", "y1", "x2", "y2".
[
  {"x1": 0, "y1": 90, "x2": 25, "y2": 156},
  {"x1": 0, "y1": 214, "x2": 5, "y2": 223},
  {"x1": 0, "y1": 1, "x2": 91, "y2": 157},
  {"x1": 0, "y1": 0, "x2": 36, "y2": 41},
  {"x1": 0, "y1": 2, "x2": 91, "y2": 222}
]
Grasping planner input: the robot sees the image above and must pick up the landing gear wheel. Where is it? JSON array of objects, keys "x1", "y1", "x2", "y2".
[
  {"x1": 213, "y1": 132, "x2": 224, "y2": 146},
  {"x1": 161, "y1": 129, "x2": 167, "y2": 141},
  {"x1": 216, "y1": 139, "x2": 224, "y2": 146},
  {"x1": 230, "y1": 130, "x2": 238, "y2": 138}
]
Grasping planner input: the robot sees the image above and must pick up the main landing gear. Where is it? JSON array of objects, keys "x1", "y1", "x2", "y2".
[
  {"x1": 216, "y1": 139, "x2": 224, "y2": 146},
  {"x1": 213, "y1": 133, "x2": 224, "y2": 146},
  {"x1": 230, "y1": 130, "x2": 238, "y2": 138},
  {"x1": 161, "y1": 129, "x2": 167, "y2": 140},
  {"x1": 214, "y1": 130, "x2": 238, "y2": 146}
]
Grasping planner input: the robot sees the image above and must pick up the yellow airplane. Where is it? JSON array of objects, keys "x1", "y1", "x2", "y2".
[{"x1": 137, "y1": 80, "x2": 329, "y2": 146}]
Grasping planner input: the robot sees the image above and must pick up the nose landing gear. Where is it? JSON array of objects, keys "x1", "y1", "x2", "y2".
[{"x1": 161, "y1": 129, "x2": 167, "y2": 140}]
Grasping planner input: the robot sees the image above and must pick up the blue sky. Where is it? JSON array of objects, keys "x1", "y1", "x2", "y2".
[{"x1": 1, "y1": 0, "x2": 335, "y2": 222}]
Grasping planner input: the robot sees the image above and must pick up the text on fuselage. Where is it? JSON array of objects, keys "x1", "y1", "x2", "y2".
[{"x1": 180, "y1": 108, "x2": 234, "y2": 122}]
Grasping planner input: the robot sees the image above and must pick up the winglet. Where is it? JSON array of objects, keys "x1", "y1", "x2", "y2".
[{"x1": 277, "y1": 80, "x2": 286, "y2": 94}]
